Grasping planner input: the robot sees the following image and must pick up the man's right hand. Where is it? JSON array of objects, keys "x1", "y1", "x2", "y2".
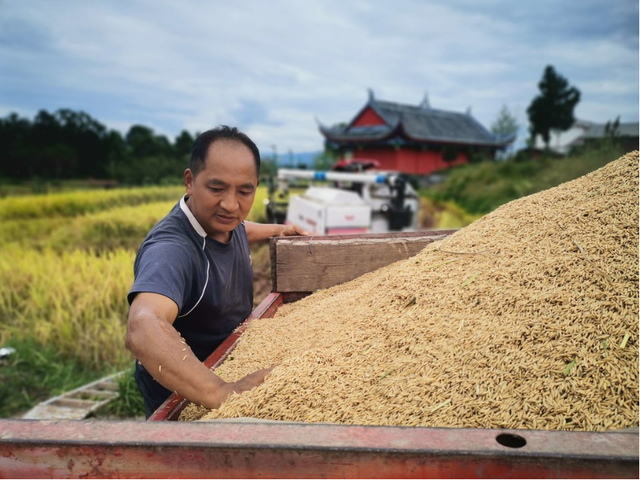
[
  {"x1": 225, "y1": 366, "x2": 276, "y2": 398},
  {"x1": 127, "y1": 292, "x2": 277, "y2": 411}
]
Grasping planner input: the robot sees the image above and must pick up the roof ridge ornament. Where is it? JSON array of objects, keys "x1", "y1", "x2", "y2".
[
  {"x1": 466, "y1": 106, "x2": 472, "y2": 115},
  {"x1": 368, "y1": 88, "x2": 375, "y2": 102},
  {"x1": 420, "y1": 92, "x2": 431, "y2": 109}
]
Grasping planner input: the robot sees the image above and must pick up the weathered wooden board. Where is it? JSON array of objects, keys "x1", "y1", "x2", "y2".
[
  {"x1": 270, "y1": 230, "x2": 456, "y2": 293},
  {"x1": 21, "y1": 372, "x2": 121, "y2": 420}
]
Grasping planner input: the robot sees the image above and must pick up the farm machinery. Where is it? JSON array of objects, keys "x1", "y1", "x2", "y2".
[{"x1": 265, "y1": 168, "x2": 420, "y2": 235}]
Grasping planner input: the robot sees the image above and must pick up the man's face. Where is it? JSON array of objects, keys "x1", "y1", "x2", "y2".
[{"x1": 184, "y1": 140, "x2": 258, "y2": 243}]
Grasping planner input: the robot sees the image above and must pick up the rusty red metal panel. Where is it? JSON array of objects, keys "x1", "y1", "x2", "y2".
[{"x1": 0, "y1": 419, "x2": 637, "y2": 478}]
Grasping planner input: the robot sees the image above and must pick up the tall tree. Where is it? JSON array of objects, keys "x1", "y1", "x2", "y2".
[
  {"x1": 174, "y1": 130, "x2": 195, "y2": 159},
  {"x1": 527, "y1": 65, "x2": 581, "y2": 149},
  {"x1": 55, "y1": 109, "x2": 108, "y2": 177},
  {"x1": 604, "y1": 116, "x2": 621, "y2": 138},
  {"x1": 0, "y1": 113, "x2": 34, "y2": 178},
  {"x1": 491, "y1": 105, "x2": 519, "y2": 139},
  {"x1": 125, "y1": 125, "x2": 159, "y2": 158}
]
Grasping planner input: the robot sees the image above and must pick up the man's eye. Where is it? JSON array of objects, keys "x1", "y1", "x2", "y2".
[
  {"x1": 209, "y1": 187, "x2": 224, "y2": 193},
  {"x1": 240, "y1": 190, "x2": 253, "y2": 196}
]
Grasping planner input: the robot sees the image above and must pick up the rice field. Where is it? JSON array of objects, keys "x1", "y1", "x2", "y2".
[
  {"x1": 0, "y1": 184, "x2": 276, "y2": 372},
  {"x1": 0, "y1": 187, "x2": 178, "y2": 369}
]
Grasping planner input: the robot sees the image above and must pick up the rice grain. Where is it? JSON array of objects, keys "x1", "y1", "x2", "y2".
[{"x1": 181, "y1": 152, "x2": 639, "y2": 431}]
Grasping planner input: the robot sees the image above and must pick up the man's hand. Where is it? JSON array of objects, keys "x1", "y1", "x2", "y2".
[
  {"x1": 278, "y1": 224, "x2": 310, "y2": 237},
  {"x1": 245, "y1": 220, "x2": 310, "y2": 243},
  {"x1": 127, "y1": 292, "x2": 271, "y2": 411},
  {"x1": 224, "y1": 366, "x2": 276, "y2": 398}
]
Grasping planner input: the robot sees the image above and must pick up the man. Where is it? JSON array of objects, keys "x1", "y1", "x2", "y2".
[{"x1": 126, "y1": 125, "x2": 307, "y2": 418}]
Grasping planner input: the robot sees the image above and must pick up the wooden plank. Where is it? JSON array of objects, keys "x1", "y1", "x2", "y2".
[
  {"x1": 20, "y1": 405, "x2": 88, "y2": 421},
  {"x1": 68, "y1": 388, "x2": 118, "y2": 400},
  {"x1": 52, "y1": 398, "x2": 98, "y2": 409},
  {"x1": 93, "y1": 380, "x2": 119, "y2": 391},
  {"x1": 21, "y1": 371, "x2": 123, "y2": 420},
  {"x1": 270, "y1": 230, "x2": 456, "y2": 293}
]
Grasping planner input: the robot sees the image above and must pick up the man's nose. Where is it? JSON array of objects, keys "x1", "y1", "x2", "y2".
[{"x1": 219, "y1": 191, "x2": 239, "y2": 212}]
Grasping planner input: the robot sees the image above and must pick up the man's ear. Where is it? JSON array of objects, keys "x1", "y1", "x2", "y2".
[{"x1": 184, "y1": 168, "x2": 194, "y2": 193}]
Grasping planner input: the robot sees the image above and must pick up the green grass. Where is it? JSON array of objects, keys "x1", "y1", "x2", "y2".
[
  {"x1": 0, "y1": 337, "x2": 115, "y2": 418},
  {"x1": 0, "y1": 315, "x2": 145, "y2": 421},
  {"x1": 426, "y1": 144, "x2": 628, "y2": 214},
  {"x1": 94, "y1": 365, "x2": 146, "y2": 419}
]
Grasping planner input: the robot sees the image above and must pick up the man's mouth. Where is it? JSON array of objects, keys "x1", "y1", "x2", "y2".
[{"x1": 215, "y1": 214, "x2": 236, "y2": 224}]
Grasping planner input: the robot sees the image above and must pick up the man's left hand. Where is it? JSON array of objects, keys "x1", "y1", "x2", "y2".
[
  {"x1": 245, "y1": 220, "x2": 311, "y2": 243},
  {"x1": 279, "y1": 224, "x2": 310, "y2": 237}
]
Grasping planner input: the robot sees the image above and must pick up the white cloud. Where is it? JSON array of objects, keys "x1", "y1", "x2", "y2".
[{"x1": 0, "y1": 0, "x2": 637, "y2": 154}]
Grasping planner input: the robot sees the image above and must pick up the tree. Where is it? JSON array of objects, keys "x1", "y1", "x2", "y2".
[
  {"x1": 527, "y1": 65, "x2": 581, "y2": 149},
  {"x1": 0, "y1": 109, "x2": 203, "y2": 184},
  {"x1": 104, "y1": 130, "x2": 127, "y2": 179},
  {"x1": 491, "y1": 105, "x2": 519, "y2": 139},
  {"x1": 604, "y1": 116, "x2": 621, "y2": 139},
  {"x1": 0, "y1": 112, "x2": 34, "y2": 178},
  {"x1": 22, "y1": 108, "x2": 110, "y2": 178},
  {"x1": 313, "y1": 149, "x2": 337, "y2": 171},
  {"x1": 41, "y1": 143, "x2": 78, "y2": 179},
  {"x1": 174, "y1": 130, "x2": 194, "y2": 159},
  {"x1": 491, "y1": 106, "x2": 519, "y2": 160},
  {"x1": 54, "y1": 109, "x2": 109, "y2": 177},
  {"x1": 125, "y1": 125, "x2": 159, "y2": 158}
]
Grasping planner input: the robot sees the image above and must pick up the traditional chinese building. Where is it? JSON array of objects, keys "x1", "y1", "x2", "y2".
[{"x1": 318, "y1": 90, "x2": 515, "y2": 175}]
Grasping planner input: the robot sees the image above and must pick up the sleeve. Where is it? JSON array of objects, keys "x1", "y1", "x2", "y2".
[{"x1": 127, "y1": 240, "x2": 195, "y2": 314}]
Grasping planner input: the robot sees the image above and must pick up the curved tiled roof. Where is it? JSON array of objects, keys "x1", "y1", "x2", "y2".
[{"x1": 320, "y1": 97, "x2": 515, "y2": 147}]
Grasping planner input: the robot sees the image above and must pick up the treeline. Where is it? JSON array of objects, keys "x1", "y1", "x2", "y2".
[{"x1": 0, "y1": 109, "x2": 195, "y2": 184}]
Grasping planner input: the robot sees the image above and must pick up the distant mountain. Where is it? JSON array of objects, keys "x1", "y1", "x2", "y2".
[{"x1": 260, "y1": 151, "x2": 323, "y2": 169}]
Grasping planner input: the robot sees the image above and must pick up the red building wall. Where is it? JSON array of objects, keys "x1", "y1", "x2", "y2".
[
  {"x1": 352, "y1": 147, "x2": 467, "y2": 175},
  {"x1": 352, "y1": 108, "x2": 386, "y2": 127}
]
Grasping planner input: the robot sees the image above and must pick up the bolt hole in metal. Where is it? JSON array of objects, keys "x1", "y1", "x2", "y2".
[{"x1": 495, "y1": 433, "x2": 527, "y2": 449}]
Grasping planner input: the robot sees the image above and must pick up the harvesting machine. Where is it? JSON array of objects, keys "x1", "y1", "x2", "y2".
[{"x1": 265, "y1": 168, "x2": 420, "y2": 235}]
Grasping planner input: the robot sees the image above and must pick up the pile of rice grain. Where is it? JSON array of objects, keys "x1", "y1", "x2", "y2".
[{"x1": 182, "y1": 151, "x2": 639, "y2": 431}]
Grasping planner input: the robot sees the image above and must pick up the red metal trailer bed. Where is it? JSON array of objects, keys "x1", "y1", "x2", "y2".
[{"x1": 0, "y1": 232, "x2": 637, "y2": 478}]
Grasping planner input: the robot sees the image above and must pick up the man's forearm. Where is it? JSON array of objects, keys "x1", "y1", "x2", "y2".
[
  {"x1": 127, "y1": 313, "x2": 231, "y2": 409},
  {"x1": 245, "y1": 221, "x2": 284, "y2": 243},
  {"x1": 127, "y1": 313, "x2": 274, "y2": 410}
]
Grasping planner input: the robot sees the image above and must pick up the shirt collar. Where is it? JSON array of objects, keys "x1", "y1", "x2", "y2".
[{"x1": 180, "y1": 195, "x2": 207, "y2": 238}]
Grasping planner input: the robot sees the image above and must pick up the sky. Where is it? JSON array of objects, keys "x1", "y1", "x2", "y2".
[{"x1": 0, "y1": 0, "x2": 638, "y2": 156}]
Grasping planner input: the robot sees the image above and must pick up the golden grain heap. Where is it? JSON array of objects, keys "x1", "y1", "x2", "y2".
[{"x1": 182, "y1": 152, "x2": 639, "y2": 431}]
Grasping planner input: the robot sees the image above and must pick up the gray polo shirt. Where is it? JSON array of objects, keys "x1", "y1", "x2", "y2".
[{"x1": 128, "y1": 196, "x2": 254, "y2": 361}]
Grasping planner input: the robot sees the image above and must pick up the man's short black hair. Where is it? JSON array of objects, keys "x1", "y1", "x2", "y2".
[{"x1": 190, "y1": 125, "x2": 261, "y2": 177}]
